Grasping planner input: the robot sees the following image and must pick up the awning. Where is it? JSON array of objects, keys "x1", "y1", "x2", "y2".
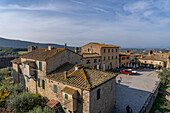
[{"x1": 62, "y1": 86, "x2": 77, "y2": 95}]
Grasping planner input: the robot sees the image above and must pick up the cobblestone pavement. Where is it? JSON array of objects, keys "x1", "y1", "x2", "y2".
[{"x1": 114, "y1": 70, "x2": 160, "y2": 113}]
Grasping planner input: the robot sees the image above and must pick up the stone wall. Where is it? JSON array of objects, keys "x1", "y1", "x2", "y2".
[
  {"x1": 90, "y1": 78, "x2": 116, "y2": 113},
  {"x1": 101, "y1": 48, "x2": 119, "y2": 70},
  {"x1": 81, "y1": 57, "x2": 101, "y2": 69}
]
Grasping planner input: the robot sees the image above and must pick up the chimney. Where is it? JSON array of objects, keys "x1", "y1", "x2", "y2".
[
  {"x1": 48, "y1": 45, "x2": 53, "y2": 50},
  {"x1": 64, "y1": 71, "x2": 67, "y2": 79},
  {"x1": 28, "y1": 46, "x2": 38, "y2": 52},
  {"x1": 64, "y1": 43, "x2": 67, "y2": 48},
  {"x1": 75, "y1": 47, "x2": 78, "y2": 53},
  {"x1": 75, "y1": 65, "x2": 78, "y2": 71}
]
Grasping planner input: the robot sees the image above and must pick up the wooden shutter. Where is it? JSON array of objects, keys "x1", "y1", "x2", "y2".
[{"x1": 54, "y1": 85, "x2": 57, "y2": 93}]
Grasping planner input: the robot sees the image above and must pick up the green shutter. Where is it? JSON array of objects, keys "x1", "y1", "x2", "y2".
[
  {"x1": 42, "y1": 80, "x2": 45, "y2": 89},
  {"x1": 65, "y1": 94, "x2": 68, "y2": 99},
  {"x1": 39, "y1": 62, "x2": 42, "y2": 71},
  {"x1": 38, "y1": 78, "x2": 40, "y2": 87},
  {"x1": 24, "y1": 63, "x2": 26, "y2": 68},
  {"x1": 54, "y1": 85, "x2": 57, "y2": 93},
  {"x1": 27, "y1": 77, "x2": 29, "y2": 82},
  {"x1": 97, "y1": 89, "x2": 100, "y2": 100}
]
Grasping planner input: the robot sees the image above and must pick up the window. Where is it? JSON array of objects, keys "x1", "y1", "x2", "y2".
[
  {"x1": 65, "y1": 94, "x2": 68, "y2": 99},
  {"x1": 24, "y1": 63, "x2": 26, "y2": 68},
  {"x1": 108, "y1": 49, "x2": 110, "y2": 53},
  {"x1": 116, "y1": 56, "x2": 117, "y2": 59},
  {"x1": 98, "y1": 59, "x2": 101, "y2": 62},
  {"x1": 54, "y1": 85, "x2": 57, "y2": 93},
  {"x1": 112, "y1": 49, "x2": 113, "y2": 52},
  {"x1": 145, "y1": 61, "x2": 147, "y2": 63},
  {"x1": 151, "y1": 61, "x2": 153, "y2": 64},
  {"x1": 159, "y1": 62, "x2": 161, "y2": 64},
  {"x1": 94, "y1": 59, "x2": 97, "y2": 63},
  {"x1": 27, "y1": 77, "x2": 29, "y2": 82},
  {"x1": 39, "y1": 62, "x2": 42, "y2": 71},
  {"x1": 97, "y1": 89, "x2": 100, "y2": 100},
  {"x1": 112, "y1": 56, "x2": 113, "y2": 59},
  {"x1": 42, "y1": 80, "x2": 45, "y2": 89},
  {"x1": 103, "y1": 57, "x2": 105, "y2": 60},
  {"x1": 88, "y1": 48, "x2": 90, "y2": 52},
  {"x1": 116, "y1": 49, "x2": 118, "y2": 52},
  {"x1": 108, "y1": 56, "x2": 110, "y2": 60},
  {"x1": 38, "y1": 78, "x2": 40, "y2": 87},
  {"x1": 86, "y1": 60, "x2": 90, "y2": 64},
  {"x1": 104, "y1": 49, "x2": 105, "y2": 53},
  {"x1": 127, "y1": 57, "x2": 129, "y2": 59}
]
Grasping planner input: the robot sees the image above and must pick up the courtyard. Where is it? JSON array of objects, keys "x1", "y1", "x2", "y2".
[{"x1": 115, "y1": 69, "x2": 160, "y2": 113}]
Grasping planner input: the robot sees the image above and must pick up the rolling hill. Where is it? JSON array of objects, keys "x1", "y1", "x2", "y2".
[{"x1": 0, "y1": 37, "x2": 74, "y2": 49}]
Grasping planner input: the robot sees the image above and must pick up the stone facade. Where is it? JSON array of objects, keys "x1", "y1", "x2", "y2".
[
  {"x1": 119, "y1": 53, "x2": 130, "y2": 68},
  {"x1": 12, "y1": 46, "x2": 116, "y2": 113},
  {"x1": 81, "y1": 43, "x2": 119, "y2": 71}
]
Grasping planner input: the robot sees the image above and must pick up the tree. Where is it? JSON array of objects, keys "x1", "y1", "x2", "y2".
[
  {"x1": 6, "y1": 92, "x2": 43, "y2": 112},
  {"x1": 28, "y1": 106, "x2": 55, "y2": 113},
  {"x1": 158, "y1": 69, "x2": 170, "y2": 86}
]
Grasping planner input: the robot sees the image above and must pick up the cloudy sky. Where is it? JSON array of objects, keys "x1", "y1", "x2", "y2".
[{"x1": 0, "y1": 0, "x2": 170, "y2": 48}]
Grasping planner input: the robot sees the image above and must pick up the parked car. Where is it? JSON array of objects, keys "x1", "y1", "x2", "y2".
[{"x1": 120, "y1": 69, "x2": 137, "y2": 75}]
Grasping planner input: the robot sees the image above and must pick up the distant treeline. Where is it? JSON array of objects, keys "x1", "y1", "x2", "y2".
[{"x1": 0, "y1": 47, "x2": 27, "y2": 57}]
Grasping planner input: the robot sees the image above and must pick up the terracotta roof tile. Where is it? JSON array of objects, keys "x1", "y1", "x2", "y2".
[
  {"x1": 21, "y1": 48, "x2": 66, "y2": 61},
  {"x1": 11, "y1": 58, "x2": 21, "y2": 64},
  {"x1": 89, "y1": 42, "x2": 120, "y2": 48},
  {"x1": 46, "y1": 99, "x2": 60, "y2": 108},
  {"x1": 62, "y1": 87, "x2": 77, "y2": 95},
  {"x1": 47, "y1": 63, "x2": 116, "y2": 90}
]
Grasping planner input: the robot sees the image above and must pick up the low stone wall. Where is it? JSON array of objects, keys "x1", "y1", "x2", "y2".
[
  {"x1": 0, "y1": 57, "x2": 15, "y2": 68},
  {"x1": 139, "y1": 80, "x2": 160, "y2": 113}
]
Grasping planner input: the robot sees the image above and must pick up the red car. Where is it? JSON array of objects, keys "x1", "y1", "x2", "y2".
[{"x1": 120, "y1": 69, "x2": 137, "y2": 75}]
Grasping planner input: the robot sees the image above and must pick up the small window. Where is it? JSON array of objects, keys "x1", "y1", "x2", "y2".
[
  {"x1": 65, "y1": 94, "x2": 68, "y2": 99},
  {"x1": 145, "y1": 61, "x2": 147, "y2": 63},
  {"x1": 24, "y1": 63, "x2": 26, "y2": 68},
  {"x1": 86, "y1": 60, "x2": 90, "y2": 64},
  {"x1": 112, "y1": 56, "x2": 113, "y2": 59},
  {"x1": 116, "y1": 49, "x2": 118, "y2": 52},
  {"x1": 54, "y1": 85, "x2": 57, "y2": 93},
  {"x1": 98, "y1": 59, "x2": 101, "y2": 62},
  {"x1": 38, "y1": 78, "x2": 40, "y2": 87},
  {"x1": 108, "y1": 49, "x2": 110, "y2": 53},
  {"x1": 39, "y1": 62, "x2": 42, "y2": 71},
  {"x1": 127, "y1": 57, "x2": 129, "y2": 59},
  {"x1": 108, "y1": 56, "x2": 110, "y2": 60},
  {"x1": 159, "y1": 62, "x2": 161, "y2": 64},
  {"x1": 97, "y1": 89, "x2": 100, "y2": 100},
  {"x1": 42, "y1": 80, "x2": 45, "y2": 89},
  {"x1": 104, "y1": 49, "x2": 105, "y2": 53},
  {"x1": 88, "y1": 48, "x2": 90, "y2": 52},
  {"x1": 112, "y1": 49, "x2": 113, "y2": 52},
  {"x1": 27, "y1": 77, "x2": 29, "y2": 82},
  {"x1": 94, "y1": 59, "x2": 97, "y2": 63},
  {"x1": 103, "y1": 57, "x2": 105, "y2": 61},
  {"x1": 116, "y1": 56, "x2": 117, "y2": 59}
]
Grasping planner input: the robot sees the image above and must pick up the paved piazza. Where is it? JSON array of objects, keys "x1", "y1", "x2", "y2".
[{"x1": 115, "y1": 70, "x2": 160, "y2": 113}]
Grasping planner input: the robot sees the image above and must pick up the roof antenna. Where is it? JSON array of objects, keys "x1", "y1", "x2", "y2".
[{"x1": 64, "y1": 43, "x2": 67, "y2": 48}]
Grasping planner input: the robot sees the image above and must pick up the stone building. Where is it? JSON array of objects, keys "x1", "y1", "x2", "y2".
[
  {"x1": 119, "y1": 52, "x2": 130, "y2": 68},
  {"x1": 138, "y1": 56, "x2": 166, "y2": 69},
  {"x1": 81, "y1": 42, "x2": 120, "y2": 71},
  {"x1": 12, "y1": 46, "x2": 117, "y2": 113}
]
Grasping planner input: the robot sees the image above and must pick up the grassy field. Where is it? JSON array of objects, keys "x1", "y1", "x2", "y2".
[{"x1": 18, "y1": 51, "x2": 27, "y2": 55}]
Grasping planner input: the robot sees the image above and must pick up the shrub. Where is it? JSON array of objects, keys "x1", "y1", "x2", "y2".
[
  {"x1": 158, "y1": 69, "x2": 170, "y2": 86},
  {"x1": 0, "y1": 88, "x2": 10, "y2": 106},
  {"x1": 6, "y1": 91, "x2": 43, "y2": 112},
  {"x1": 28, "y1": 106, "x2": 55, "y2": 113}
]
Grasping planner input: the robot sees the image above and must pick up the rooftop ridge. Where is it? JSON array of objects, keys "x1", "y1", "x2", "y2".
[{"x1": 81, "y1": 68, "x2": 91, "y2": 89}]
